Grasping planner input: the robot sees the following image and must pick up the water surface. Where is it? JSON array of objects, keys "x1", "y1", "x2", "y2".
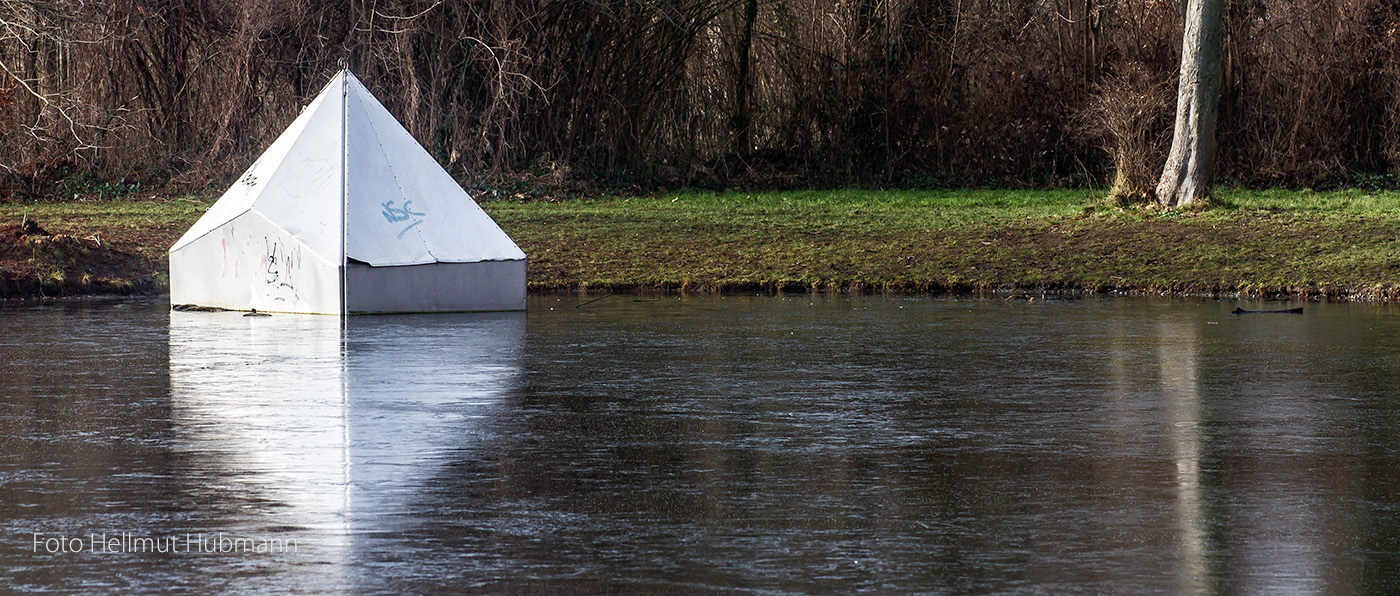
[{"x1": 4, "y1": 295, "x2": 1400, "y2": 594}]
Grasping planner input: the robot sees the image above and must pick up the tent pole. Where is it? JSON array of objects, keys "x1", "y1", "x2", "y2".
[{"x1": 340, "y1": 67, "x2": 349, "y2": 318}]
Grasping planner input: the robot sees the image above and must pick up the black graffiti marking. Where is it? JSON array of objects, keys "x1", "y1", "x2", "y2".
[{"x1": 263, "y1": 237, "x2": 302, "y2": 302}]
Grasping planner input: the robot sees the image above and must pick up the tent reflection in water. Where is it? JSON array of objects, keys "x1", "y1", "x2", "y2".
[
  {"x1": 168, "y1": 310, "x2": 524, "y2": 578},
  {"x1": 169, "y1": 69, "x2": 526, "y2": 315}
]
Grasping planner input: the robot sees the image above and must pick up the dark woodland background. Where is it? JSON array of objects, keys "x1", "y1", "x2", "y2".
[{"x1": 4, "y1": 0, "x2": 1400, "y2": 197}]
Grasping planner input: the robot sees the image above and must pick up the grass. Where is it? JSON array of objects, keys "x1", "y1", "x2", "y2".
[
  {"x1": 1219, "y1": 188, "x2": 1400, "y2": 214},
  {"x1": 487, "y1": 189, "x2": 1085, "y2": 290},
  {"x1": 3, "y1": 188, "x2": 1400, "y2": 300},
  {"x1": 489, "y1": 187, "x2": 1400, "y2": 298}
]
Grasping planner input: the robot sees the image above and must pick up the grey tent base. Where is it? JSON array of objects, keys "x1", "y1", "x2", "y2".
[{"x1": 345, "y1": 259, "x2": 526, "y2": 313}]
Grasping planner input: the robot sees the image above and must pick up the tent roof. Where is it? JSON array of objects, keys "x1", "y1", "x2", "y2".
[{"x1": 170, "y1": 70, "x2": 525, "y2": 266}]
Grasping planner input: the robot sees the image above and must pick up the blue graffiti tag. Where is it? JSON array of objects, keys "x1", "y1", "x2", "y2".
[
  {"x1": 396, "y1": 220, "x2": 423, "y2": 239},
  {"x1": 381, "y1": 200, "x2": 427, "y2": 239},
  {"x1": 381, "y1": 200, "x2": 425, "y2": 222}
]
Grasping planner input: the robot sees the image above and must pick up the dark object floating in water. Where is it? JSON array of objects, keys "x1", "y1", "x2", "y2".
[
  {"x1": 171, "y1": 304, "x2": 228, "y2": 312},
  {"x1": 243, "y1": 308, "x2": 271, "y2": 317},
  {"x1": 576, "y1": 294, "x2": 612, "y2": 309},
  {"x1": 1232, "y1": 306, "x2": 1304, "y2": 315}
]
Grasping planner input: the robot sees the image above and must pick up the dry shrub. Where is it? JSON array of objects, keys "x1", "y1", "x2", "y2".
[
  {"x1": 1080, "y1": 64, "x2": 1172, "y2": 205},
  {"x1": 1218, "y1": 0, "x2": 1400, "y2": 184},
  {"x1": 6, "y1": 0, "x2": 1400, "y2": 192}
]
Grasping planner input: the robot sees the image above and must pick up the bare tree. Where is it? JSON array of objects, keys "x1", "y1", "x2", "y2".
[
  {"x1": 0, "y1": 1, "x2": 114, "y2": 172},
  {"x1": 1156, "y1": 0, "x2": 1225, "y2": 207},
  {"x1": 6, "y1": 0, "x2": 1400, "y2": 194}
]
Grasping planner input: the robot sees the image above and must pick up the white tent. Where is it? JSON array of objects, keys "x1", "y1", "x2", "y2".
[{"x1": 169, "y1": 69, "x2": 526, "y2": 314}]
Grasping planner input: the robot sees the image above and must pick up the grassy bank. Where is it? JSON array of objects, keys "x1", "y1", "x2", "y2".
[
  {"x1": 4, "y1": 189, "x2": 1400, "y2": 300},
  {"x1": 495, "y1": 188, "x2": 1400, "y2": 300},
  {"x1": 0, "y1": 197, "x2": 206, "y2": 297}
]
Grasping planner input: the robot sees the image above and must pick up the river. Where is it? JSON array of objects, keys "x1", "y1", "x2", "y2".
[{"x1": 3, "y1": 295, "x2": 1400, "y2": 593}]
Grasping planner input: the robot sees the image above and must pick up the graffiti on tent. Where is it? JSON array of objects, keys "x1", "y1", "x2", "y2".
[{"x1": 381, "y1": 200, "x2": 426, "y2": 240}]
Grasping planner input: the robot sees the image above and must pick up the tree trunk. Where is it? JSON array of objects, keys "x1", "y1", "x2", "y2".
[
  {"x1": 729, "y1": 0, "x2": 759, "y2": 154},
  {"x1": 1156, "y1": 0, "x2": 1224, "y2": 207}
]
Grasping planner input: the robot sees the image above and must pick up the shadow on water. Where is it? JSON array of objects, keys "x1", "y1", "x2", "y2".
[{"x1": 6, "y1": 296, "x2": 1400, "y2": 593}]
